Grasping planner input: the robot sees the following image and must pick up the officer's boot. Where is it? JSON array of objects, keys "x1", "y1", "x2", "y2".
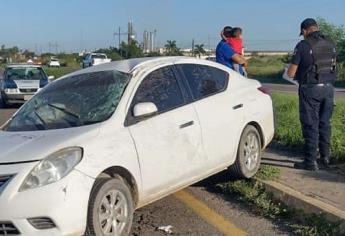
[
  {"x1": 318, "y1": 156, "x2": 330, "y2": 169},
  {"x1": 294, "y1": 160, "x2": 319, "y2": 171}
]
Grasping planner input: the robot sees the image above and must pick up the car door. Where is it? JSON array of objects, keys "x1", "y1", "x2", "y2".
[
  {"x1": 126, "y1": 65, "x2": 205, "y2": 198},
  {"x1": 176, "y1": 63, "x2": 244, "y2": 168}
]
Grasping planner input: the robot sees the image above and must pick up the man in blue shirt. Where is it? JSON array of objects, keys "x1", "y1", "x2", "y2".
[{"x1": 216, "y1": 26, "x2": 247, "y2": 72}]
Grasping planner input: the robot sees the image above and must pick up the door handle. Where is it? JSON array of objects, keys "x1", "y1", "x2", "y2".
[
  {"x1": 180, "y1": 121, "x2": 194, "y2": 129},
  {"x1": 233, "y1": 104, "x2": 243, "y2": 110}
]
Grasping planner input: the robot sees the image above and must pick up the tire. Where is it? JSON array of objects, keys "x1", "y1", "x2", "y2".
[
  {"x1": 228, "y1": 125, "x2": 262, "y2": 179},
  {"x1": 85, "y1": 177, "x2": 134, "y2": 236}
]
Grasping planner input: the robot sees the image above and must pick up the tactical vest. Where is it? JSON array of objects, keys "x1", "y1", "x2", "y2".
[{"x1": 301, "y1": 34, "x2": 337, "y2": 84}]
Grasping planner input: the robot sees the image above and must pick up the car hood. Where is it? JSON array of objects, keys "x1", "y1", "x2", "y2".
[
  {"x1": 0, "y1": 124, "x2": 100, "y2": 164},
  {"x1": 13, "y1": 80, "x2": 40, "y2": 89}
]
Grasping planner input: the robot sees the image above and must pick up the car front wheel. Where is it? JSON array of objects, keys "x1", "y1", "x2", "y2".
[
  {"x1": 228, "y1": 125, "x2": 262, "y2": 179},
  {"x1": 86, "y1": 177, "x2": 134, "y2": 236}
]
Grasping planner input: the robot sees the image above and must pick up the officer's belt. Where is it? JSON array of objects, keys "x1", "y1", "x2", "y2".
[{"x1": 299, "y1": 83, "x2": 332, "y2": 88}]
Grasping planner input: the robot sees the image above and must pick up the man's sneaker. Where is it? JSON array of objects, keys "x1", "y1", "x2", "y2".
[{"x1": 294, "y1": 161, "x2": 319, "y2": 171}]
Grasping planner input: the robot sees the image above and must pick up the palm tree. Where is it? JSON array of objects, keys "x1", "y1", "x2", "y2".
[
  {"x1": 164, "y1": 40, "x2": 182, "y2": 56},
  {"x1": 193, "y1": 44, "x2": 206, "y2": 58}
]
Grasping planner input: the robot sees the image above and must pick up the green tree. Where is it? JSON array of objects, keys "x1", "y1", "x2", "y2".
[
  {"x1": 318, "y1": 17, "x2": 345, "y2": 62},
  {"x1": 193, "y1": 44, "x2": 206, "y2": 58},
  {"x1": 317, "y1": 17, "x2": 345, "y2": 80},
  {"x1": 22, "y1": 49, "x2": 35, "y2": 59},
  {"x1": 119, "y1": 40, "x2": 143, "y2": 59},
  {"x1": 164, "y1": 40, "x2": 183, "y2": 56}
]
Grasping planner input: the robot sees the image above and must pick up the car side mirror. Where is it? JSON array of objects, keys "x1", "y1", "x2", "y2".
[
  {"x1": 48, "y1": 76, "x2": 55, "y2": 82},
  {"x1": 133, "y1": 102, "x2": 158, "y2": 119}
]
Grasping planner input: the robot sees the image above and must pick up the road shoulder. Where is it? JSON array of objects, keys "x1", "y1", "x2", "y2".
[{"x1": 259, "y1": 149, "x2": 345, "y2": 232}]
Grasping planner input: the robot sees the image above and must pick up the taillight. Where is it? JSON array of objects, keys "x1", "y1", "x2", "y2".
[{"x1": 258, "y1": 86, "x2": 270, "y2": 95}]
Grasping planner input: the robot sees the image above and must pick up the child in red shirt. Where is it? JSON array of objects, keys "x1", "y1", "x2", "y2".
[{"x1": 226, "y1": 27, "x2": 247, "y2": 76}]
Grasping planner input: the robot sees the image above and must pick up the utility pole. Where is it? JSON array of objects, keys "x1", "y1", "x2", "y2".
[
  {"x1": 192, "y1": 39, "x2": 195, "y2": 57},
  {"x1": 48, "y1": 42, "x2": 59, "y2": 54},
  {"x1": 208, "y1": 35, "x2": 211, "y2": 55},
  {"x1": 54, "y1": 42, "x2": 59, "y2": 54},
  {"x1": 153, "y1": 29, "x2": 157, "y2": 52},
  {"x1": 113, "y1": 27, "x2": 128, "y2": 57},
  {"x1": 80, "y1": 30, "x2": 84, "y2": 53}
]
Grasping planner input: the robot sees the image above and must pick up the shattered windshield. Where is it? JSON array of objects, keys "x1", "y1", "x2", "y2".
[{"x1": 4, "y1": 70, "x2": 130, "y2": 131}]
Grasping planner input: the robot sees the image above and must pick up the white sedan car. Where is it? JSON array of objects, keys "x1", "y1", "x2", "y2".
[
  {"x1": 0, "y1": 57, "x2": 274, "y2": 236},
  {"x1": 48, "y1": 58, "x2": 60, "y2": 67}
]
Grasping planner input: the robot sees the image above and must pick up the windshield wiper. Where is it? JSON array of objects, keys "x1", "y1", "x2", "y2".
[{"x1": 47, "y1": 103, "x2": 80, "y2": 119}]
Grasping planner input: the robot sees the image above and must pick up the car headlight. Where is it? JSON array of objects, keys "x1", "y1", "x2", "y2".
[
  {"x1": 20, "y1": 147, "x2": 83, "y2": 191},
  {"x1": 4, "y1": 88, "x2": 18, "y2": 94}
]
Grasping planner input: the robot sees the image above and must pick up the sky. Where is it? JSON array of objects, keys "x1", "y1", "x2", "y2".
[{"x1": 0, "y1": 0, "x2": 344, "y2": 53}]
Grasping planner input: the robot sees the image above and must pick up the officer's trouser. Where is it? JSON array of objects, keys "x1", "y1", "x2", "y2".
[{"x1": 298, "y1": 83, "x2": 334, "y2": 163}]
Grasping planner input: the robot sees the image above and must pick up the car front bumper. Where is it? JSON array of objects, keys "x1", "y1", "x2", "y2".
[
  {"x1": 2, "y1": 89, "x2": 40, "y2": 104},
  {"x1": 3, "y1": 94, "x2": 34, "y2": 103},
  {"x1": 0, "y1": 162, "x2": 95, "y2": 236}
]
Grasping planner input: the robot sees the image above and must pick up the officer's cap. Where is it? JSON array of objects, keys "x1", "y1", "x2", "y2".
[{"x1": 300, "y1": 18, "x2": 318, "y2": 36}]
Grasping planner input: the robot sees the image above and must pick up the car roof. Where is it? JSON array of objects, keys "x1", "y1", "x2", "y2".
[
  {"x1": 68, "y1": 56, "x2": 228, "y2": 76},
  {"x1": 6, "y1": 64, "x2": 42, "y2": 68}
]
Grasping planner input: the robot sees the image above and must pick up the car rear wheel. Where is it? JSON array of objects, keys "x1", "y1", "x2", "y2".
[
  {"x1": 228, "y1": 125, "x2": 261, "y2": 178},
  {"x1": 85, "y1": 177, "x2": 134, "y2": 236}
]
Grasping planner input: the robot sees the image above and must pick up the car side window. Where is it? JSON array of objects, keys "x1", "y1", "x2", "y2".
[
  {"x1": 130, "y1": 66, "x2": 184, "y2": 115},
  {"x1": 177, "y1": 64, "x2": 229, "y2": 100}
]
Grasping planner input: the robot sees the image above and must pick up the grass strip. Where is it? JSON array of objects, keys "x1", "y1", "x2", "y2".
[
  {"x1": 271, "y1": 93, "x2": 345, "y2": 163},
  {"x1": 215, "y1": 166, "x2": 343, "y2": 236}
]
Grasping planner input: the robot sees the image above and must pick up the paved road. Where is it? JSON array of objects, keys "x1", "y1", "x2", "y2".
[
  {"x1": 0, "y1": 107, "x2": 16, "y2": 126},
  {"x1": 263, "y1": 83, "x2": 345, "y2": 98},
  {"x1": 0, "y1": 107, "x2": 292, "y2": 236}
]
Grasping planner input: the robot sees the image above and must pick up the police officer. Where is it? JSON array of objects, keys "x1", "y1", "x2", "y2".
[{"x1": 287, "y1": 18, "x2": 337, "y2": 171}]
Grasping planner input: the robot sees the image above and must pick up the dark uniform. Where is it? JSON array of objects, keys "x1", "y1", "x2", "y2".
[{"x1": 291, "y1": 30, "x2": 337, "y2": 169}]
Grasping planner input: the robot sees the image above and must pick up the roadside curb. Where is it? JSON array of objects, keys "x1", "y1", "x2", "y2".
[{"x1": 255, "y1": 178, "x2": 345, "y2": 232}]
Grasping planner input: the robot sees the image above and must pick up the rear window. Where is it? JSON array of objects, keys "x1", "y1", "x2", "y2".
[
  {"x1": 5, "y1": 67, "x2": 46, "y2": 81},
  {"x1": 177, "y1": 64, "x2": 228, "y2": 100}
]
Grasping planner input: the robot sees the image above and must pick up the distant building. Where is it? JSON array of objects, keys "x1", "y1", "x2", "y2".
[
  {"x1": 143, "y1": 30, "x2": 157, "y2": 53},
  {"x1": 128, "y1": 21, "x2": 134, "y2": 44}
]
